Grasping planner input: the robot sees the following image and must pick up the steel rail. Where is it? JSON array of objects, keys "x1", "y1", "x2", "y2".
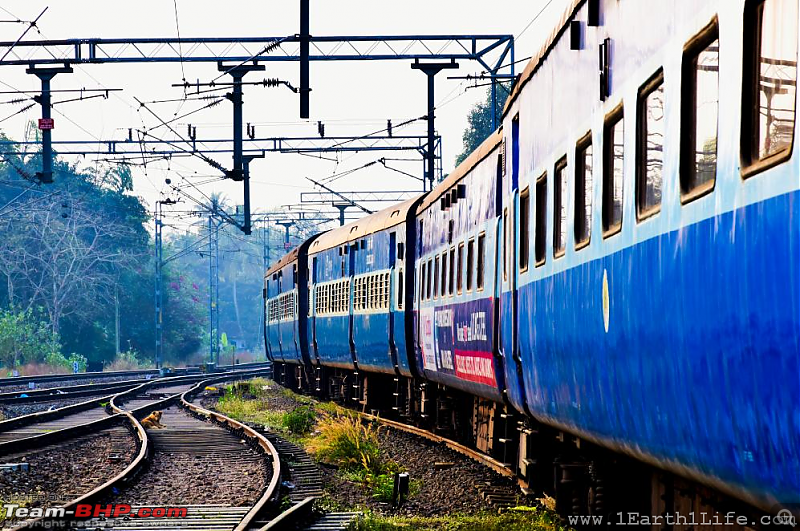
[
  {"x1": 7, "y1": 367, "x2": 273, "y2": 530},
  {"x1": 358, "y1": 411, "x2": 515, "y2": 479},
  {"x1": 179, "y1": 375, "x2": 282, "y2": 531},
  {"x1": 0, "y1": 368, "x2": 159, "y2": 388},
  {"x1": 0, "y1": 378, "x2": 147, "y2": 403}
]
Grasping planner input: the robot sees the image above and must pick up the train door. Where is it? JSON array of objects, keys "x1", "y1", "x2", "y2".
[
  {"x1": 311, "y1": 256, "x2": 319, "y2": 363},
  {"x1": 388, "y1": 231, "x2": 398, "y2": 368},
  {"x1": 292, "y1": 264, "x2": 299, "y2": 355},
  {"x1": 348, "y1": 244, "x2": 357, "y2": 365},
  {"x1": 501, "y1": 115, "x2": 529, "y2": 415},
  {"x1": 277, "y1": 271, "x2": 284, "y2": 357},
  {"x1": 493, "y1": 153, "x2": 507, "y2": 395}
]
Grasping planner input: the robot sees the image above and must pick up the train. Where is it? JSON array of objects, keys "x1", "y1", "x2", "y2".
[{"x1": 265, "y1": 0, "x2": 799, "y2": 521}]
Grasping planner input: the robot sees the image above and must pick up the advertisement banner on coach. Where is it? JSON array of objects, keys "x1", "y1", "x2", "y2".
[{"x1": 419, "y1": 300, "x2": 496, "y2": 387}]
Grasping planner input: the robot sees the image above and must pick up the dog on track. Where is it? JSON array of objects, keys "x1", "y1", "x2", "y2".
[{"x1": 141, "y1": 410, "x2": 166, "y2": 429}]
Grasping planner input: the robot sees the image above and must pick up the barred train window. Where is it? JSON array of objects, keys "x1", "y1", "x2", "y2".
[
  {"x1": 466, "y1": 238, "x2": 475, "y2": 292},
  {"x1": 681, "y1": 23, "x2": 718, "y2": 197},
  {"x1": 603, "y1": 108, "x2": 624, "y2": 233},
  {"x1": 742, "y1": 0, "x2": 798, "y2": 172},
  {"x1": 519, "y1": 190, "x2": 530, "y2": 270},
  {"x1": 427, "y1": 259, "x2": 432, "y2": 300},
  {"x1": 433, "y1": 255, "x2": 440, "y2": 299},
  {"x1": 575, "y1": 135, "x2": 592, "y2": 247},
  {"x1": 441, "y1": 251, "x2": 448, "y2": 297},
  {"x1": 397, "y1": 270, "x2": 404, "y2": 309},
  {"x1": 476, "y1": 233, "x2": 486, "y2": 290},
  {"x1": 638, "y1": 70, "x2": 665, "y2": 216},
  {"x1": 420, "y1": 262, "x2": 427, "y2": 301},
  {"x1": 448, "y1": 247, "x2": 455, "y2": 296},
  {"x1": 554, "y1": 158, "x2": 568, "y2": 256},
  {"x1": 457, "y1": 243, "x2": 464, "y2": 294},
  {"x1": 535, "y1": 175, "x2": 547, "y2": 266}
]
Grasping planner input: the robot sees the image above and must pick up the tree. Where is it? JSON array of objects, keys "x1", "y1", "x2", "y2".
[
  {"x1": 0, "y1": 307, "x2": 61, "y2": 370},
  {"x1": 0, "y1": 192, "x2": 144, "y2": 334},
  {"x1": 455, "y1": 85, "x2": 510, "y2": 166}
]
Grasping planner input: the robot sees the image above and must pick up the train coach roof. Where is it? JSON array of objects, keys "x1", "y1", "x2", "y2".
[
  {"x1": 265, "y1": 246, "x2": 301, "y2": 278},
  {"x1": 417, "y1": 129, "x2": 502, "y2": 214},
  {"x1": 503, "y1": 0, "x2": 583, "y2": 118},
  {"x1": 309, "y1": 195, "x2": 422, "y2": 254}
]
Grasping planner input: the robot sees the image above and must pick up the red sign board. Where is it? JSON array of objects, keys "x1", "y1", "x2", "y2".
[{"x1": 38, "y1": 118, "x2": 54, "y2": 130}]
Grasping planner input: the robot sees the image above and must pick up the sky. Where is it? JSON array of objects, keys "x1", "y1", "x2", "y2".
[{"x1": 0, "y1": 0, "x2": 567, "y2": 237}]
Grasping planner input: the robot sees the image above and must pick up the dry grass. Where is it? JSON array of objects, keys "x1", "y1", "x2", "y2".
[{"x1": 3, "y1": 362, "x2": 70, "y2": 377}]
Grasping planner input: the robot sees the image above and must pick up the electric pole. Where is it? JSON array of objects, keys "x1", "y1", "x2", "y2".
[{"x1": 154, "y1": 198, "x2": 176, "y2": 369}]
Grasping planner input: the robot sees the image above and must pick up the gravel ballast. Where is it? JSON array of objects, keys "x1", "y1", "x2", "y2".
[
  {"x1": 0, "y1": 397, "x2": 107, "y2": 420},
  {"x1": 320, "y1": 426, "x2": 526, "y2": 517},
  {"x1": 108, "y1": 407, "x2": 270, "y2": 507},
  {"x1": 0, "y1": 428, "x2": 138, "y2": 509}
]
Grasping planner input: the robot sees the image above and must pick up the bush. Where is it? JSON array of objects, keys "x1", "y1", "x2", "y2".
[
  {"x1": 370, "y1": 473, "x2": 396, "y2": 503},
  {"x1": 0, "y1": 307, "x2": 61, "y2": 371},
  {"x1": 43, "y1": 352, "x2": 87, "y2": 372},
  {"x1": 307, "y1": 413, "x2": 384, "y2": 474},
  {"x1": 284, "y1": 406, "x2": 316, "y2": 435},
  {"x1": 106, "y1": 349, "x2": 149, "y2": 371}
]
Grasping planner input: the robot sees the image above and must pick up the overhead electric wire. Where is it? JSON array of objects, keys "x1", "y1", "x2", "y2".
[
  {"x1": 516, "y1": 0, "x2": 557, "y2": 40},
  {"x1": 0, "y1": 7, "x2": 47, "y2": 63},
  {"x1": 150, "y1": 97, "x2": 224, "y2": 131}
]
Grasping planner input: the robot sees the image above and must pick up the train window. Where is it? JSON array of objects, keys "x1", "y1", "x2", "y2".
[
  {"x1": 398, "y1": 242, "x2": 405, "y2": 261},
  {"x1": 637, "y1": 70, "x2": 665, "y2": 217},
  {"x1": 433, "y1": 255, "x2": 440, "y2": 299},
  {"x1": 681, "y1": 22, "x2": 718, "y2": 199},
  {"x1": 449, "y1": 247, "x2": 455, "y2": 296},
  {"x1": 361, "y1": 277, "x2": 368, "y2": 310},
  {"x1": 603, "y1": 107, "x2": 624, "y2": 234},
  {"x1": 420, "y1": 262, "x2": 425, "y2": 301},
  {"x1": 427, "y1": 258, "x2": 433, "y2": 300},
  {"x1": 466, "y1": 238, "x2": 475, "y2": 292},
  {"x1": 418, "y1": 221, "x2": 424, "y2": 257},
  {"x1": 535, "y1": 174, "x2": 547, "y2": 266},
  {"x1": 397, "y1": 270, "x2": 404, "y2": 309},
  {"x1": 575, "y1": 134, "x2": 593, "y2": 247},
  {"x1": 441, "y1": 251, "x2": 448, "y2": 297},
  {"x1": 742, "y1": 0, "x2": 798, "y2": 175},
  {"x1": 503, "y1": 208, "x2": 509, "y2": 280},
  {"x1": 520, "y1": 189, "x2": 531, "y2": 270},
  {"x1": 457, "y1": 243, "x2": 464, "y2": 294},
  {"x1": 476, "y1": 233, "x2": 486, "y2": 291},
  {"x1": 554, "y1": 157, "x2": 568, "y2": 257}
]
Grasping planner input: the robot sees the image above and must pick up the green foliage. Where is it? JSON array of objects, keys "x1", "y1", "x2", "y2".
[
  {"x1": 369, "y1": 473, "x2": 396, "y2": 503},
  {"x1": 350, "y1": 508, "x2": 568, "y2": 531},
  {"x1": 307, "y1": 413, "x2": 385, "y2": 475},
  {"x1": 0, "y1": 307, "x2": 61, "y2": 371},
  {"x1": 43, "y1": 352, "x2": 87, "y2": 372},
  {"x1": 285, "y1": 405, "x2": 316, "y2": 434},
  {"x1": 107, "y1": 348, "x2": 149, "y2": 371},
  {"x1": 455, "y1": 86, "x2": 511, "y2": 166},
  {"x1": 0, "y1": 136, "x2": 208, "y2": 368},
  {"x1": 216, "y1": 388, "x2": 287, "y2": 429}
]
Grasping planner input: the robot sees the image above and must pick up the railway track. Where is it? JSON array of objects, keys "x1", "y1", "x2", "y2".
[
  {"x1": 0, "y1": 367, "x2": 346, "y2": 531},
  {"x1": 0, "y1": 366, "x2": 365, "y2": 531},
  {"x1": 0, "y1": 361, "x2": 271, "y2": 394}
]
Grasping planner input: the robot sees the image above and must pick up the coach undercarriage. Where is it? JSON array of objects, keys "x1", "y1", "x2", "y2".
[{"x1": 271, "y1": 361, "x2": 769, "y2": 529}]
